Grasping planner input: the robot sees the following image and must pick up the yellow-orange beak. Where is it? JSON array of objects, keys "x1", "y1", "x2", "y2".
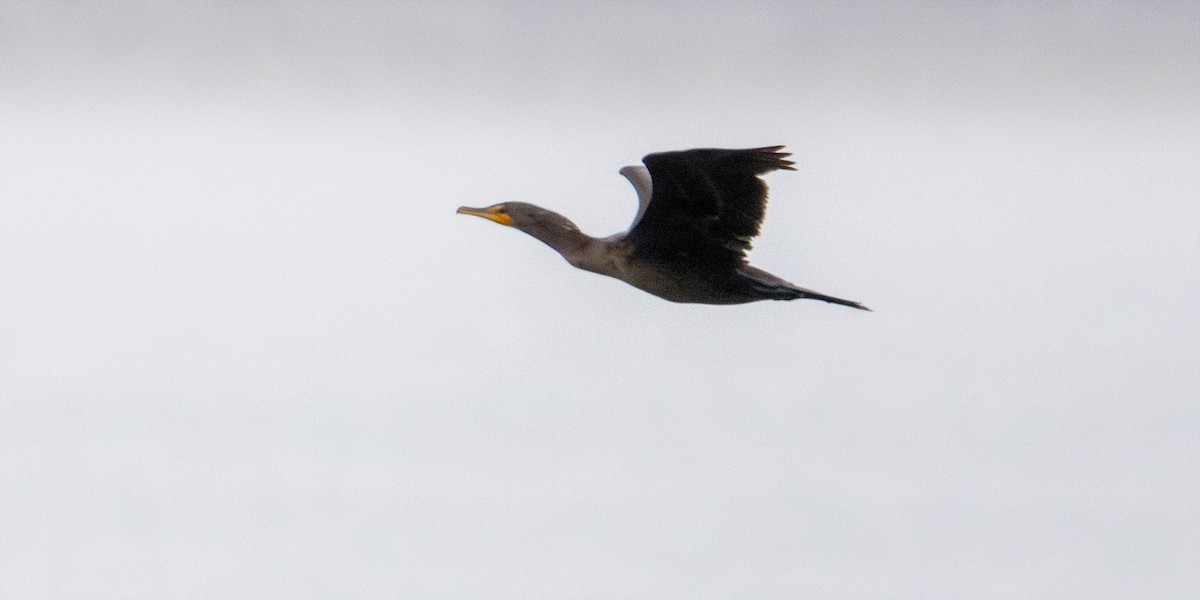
[{"x1": 456, "y1": 204, "x2": 513, "y2": 226}]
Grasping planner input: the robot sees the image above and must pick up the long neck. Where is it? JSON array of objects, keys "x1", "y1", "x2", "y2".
[{"x1": 520, "y1": 212, "x2": 594, "y2": 258}]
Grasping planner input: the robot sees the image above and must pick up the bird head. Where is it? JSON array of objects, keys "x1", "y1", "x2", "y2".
[{"x1": 456, "y1": 202, "x2": 578, "y2": 234}]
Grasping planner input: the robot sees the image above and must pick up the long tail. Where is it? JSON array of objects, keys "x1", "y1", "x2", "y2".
[
  {"x1": 777, "y1": 285, "x2": 871, "y2": 311},
  {"x1": 742, "y1": 266, "x2": 870, "y2": 311}
]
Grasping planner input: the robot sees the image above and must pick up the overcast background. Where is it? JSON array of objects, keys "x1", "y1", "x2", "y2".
[{"x1": 2, "y1": 1, "x2": 1198, "y2": 598}]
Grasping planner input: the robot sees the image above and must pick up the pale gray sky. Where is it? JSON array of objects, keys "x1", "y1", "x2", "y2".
[{"x1": 2, "y1": 2, "x2": 1198, "y2": 598}]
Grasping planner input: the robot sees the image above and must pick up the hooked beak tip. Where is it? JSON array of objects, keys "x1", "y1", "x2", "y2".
[{"x1": 456, "y1": 205, "x2": 513, "y2": 226}]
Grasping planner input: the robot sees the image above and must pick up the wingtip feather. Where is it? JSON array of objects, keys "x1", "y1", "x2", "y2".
[{"x1": 748, "y1": 145, "x2": 796, "y2": 172}]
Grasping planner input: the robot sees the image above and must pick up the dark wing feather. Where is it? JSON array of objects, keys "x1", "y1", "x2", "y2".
[{"x1": 626, "y1": 146, "x2": 795, "y2": 262}]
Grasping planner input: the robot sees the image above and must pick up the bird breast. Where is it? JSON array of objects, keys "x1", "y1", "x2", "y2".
[{"x1": 566, "y1": 235, "x2": 630, "y2": 279}]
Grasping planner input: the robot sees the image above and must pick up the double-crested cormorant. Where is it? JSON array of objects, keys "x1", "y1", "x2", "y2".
[{"x1": 457, "y1": 146, "x2": 868, "y2": 310}]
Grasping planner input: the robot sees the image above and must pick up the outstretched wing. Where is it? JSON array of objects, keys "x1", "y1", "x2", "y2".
[
  {"x1": 619, "y1": 165, "x2": 654, "y2": 230},
  {"x1": 626, "y1": 146, "x2": 795, "y2": 262}
]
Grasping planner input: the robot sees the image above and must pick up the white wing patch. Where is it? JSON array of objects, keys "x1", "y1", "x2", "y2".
[{"x1": 619, "y1": 165, "x2": 653, "y2": 231}]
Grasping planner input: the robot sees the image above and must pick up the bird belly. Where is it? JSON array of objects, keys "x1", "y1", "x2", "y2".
[
  {"x1": 569, "y1": 241, "x2": 761, "y2": 304},
  {"x1": 613, "y1": 260, "x2": 759, "y2": 305}
]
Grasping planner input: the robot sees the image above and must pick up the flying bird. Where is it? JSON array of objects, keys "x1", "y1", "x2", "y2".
[{"x1": 457, "y1": 146, "x2": 868, "y2": 310}]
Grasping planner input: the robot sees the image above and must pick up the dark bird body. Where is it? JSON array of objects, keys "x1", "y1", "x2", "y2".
[{"x1": 457, "y1": 146, "x2": 868, "y2": 310}]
